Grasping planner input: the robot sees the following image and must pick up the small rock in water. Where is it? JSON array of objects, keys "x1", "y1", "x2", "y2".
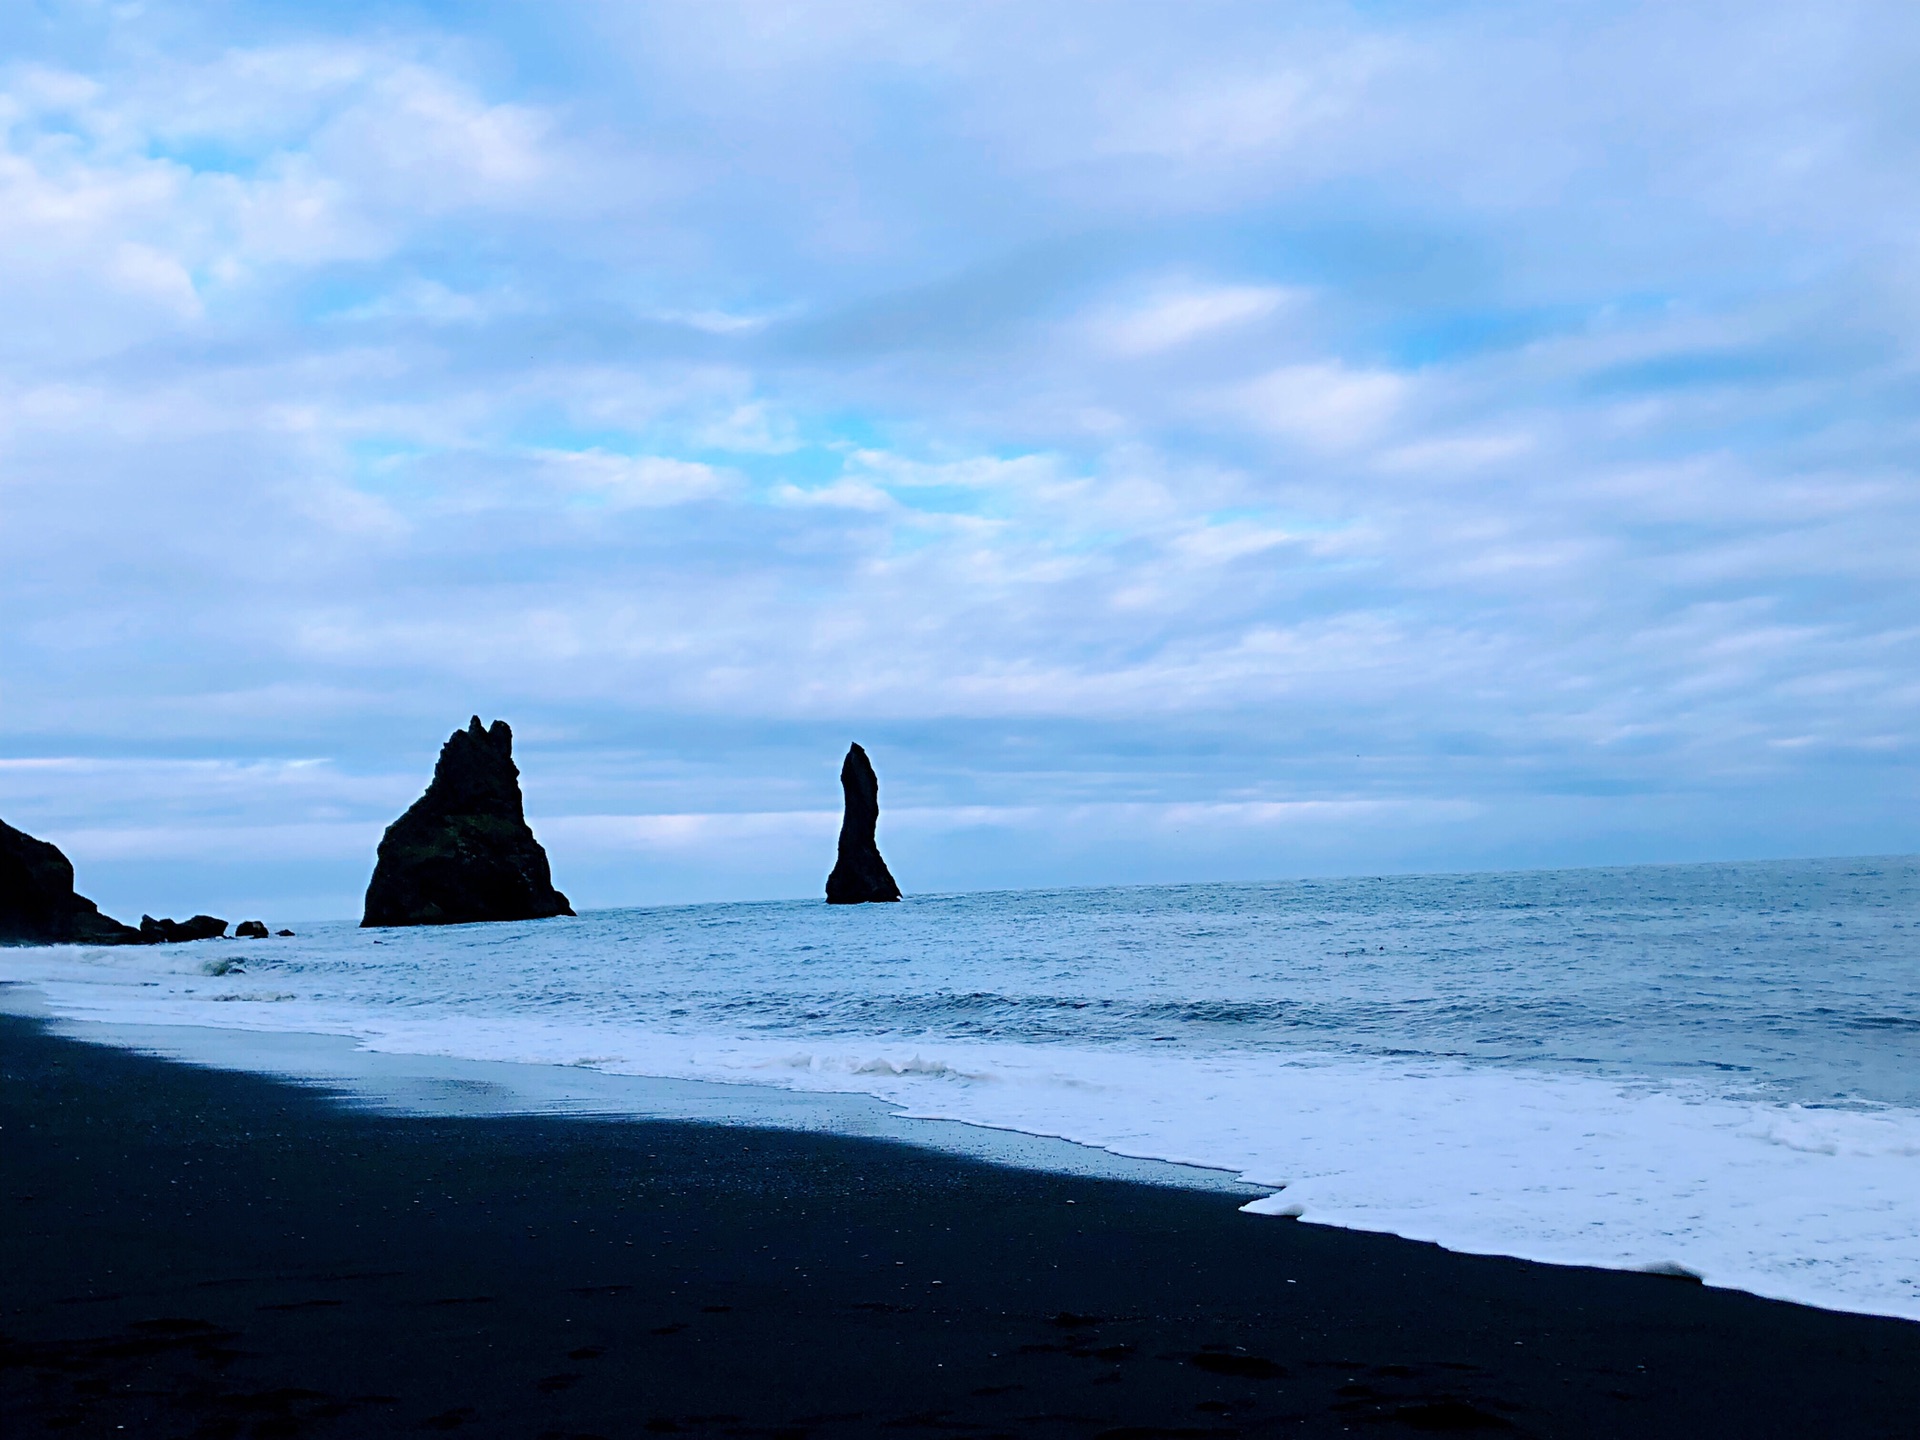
[
  {"x1": 825, "y1": 742, "x2": 901, "y2": 905},
  {"x1": 234, "y1": 920, "x2": 269, "y2": 939},
  {"x1": 276, "y1": 929, "x2": 295, "y2": 937},
  {"x1": 139, "y1": 915, "x2": 229, "y2": 943}
]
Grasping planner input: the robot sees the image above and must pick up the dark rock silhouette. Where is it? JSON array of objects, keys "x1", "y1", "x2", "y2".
[
  {"x1": 825, "y1": 743, "x2": 901, "y2": 905},
  {"x1": 276, "y1": 929, "x2": 295, "y2": 937},
  {"x1": 361, "y1": 717, "x2": 573, "y2": 928},
  {"x1": 140, "y1": 915, "x2": 228, "y2": 943},
  {"x1": 0, "y1": 818, "x2": 143, "y2": 945},
  {"x1": 235, "y1": 920, "x2": 269, "y2": 939}
]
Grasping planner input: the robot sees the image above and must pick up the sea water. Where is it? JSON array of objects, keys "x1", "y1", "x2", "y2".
[{"x1": 4, "y1": 855, "x2": 1919, "y2": 1321}]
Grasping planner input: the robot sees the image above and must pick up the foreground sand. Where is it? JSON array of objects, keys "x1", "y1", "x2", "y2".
[{"x1": 3, "y1": 1012, "x2": 1918, "y2": 1437}]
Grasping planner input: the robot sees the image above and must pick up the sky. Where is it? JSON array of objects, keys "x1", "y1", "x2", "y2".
[{"x1": 1, "y1": 0, "x2": 1917, "y2": 921}]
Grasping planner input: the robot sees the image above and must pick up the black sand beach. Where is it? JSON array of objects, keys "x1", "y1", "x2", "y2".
[{"x1": 4, "y1": 1012, "x2": 1919, "y2": 1438}]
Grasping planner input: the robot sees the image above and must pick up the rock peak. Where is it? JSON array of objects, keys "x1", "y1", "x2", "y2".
[
  {"x1": 825, "y1": 742, "x2": 901, "y2": 904},
  {"x1": 414, "y1": 714, "x2": 526, "y2": 824},
  {"x1": 361, "y1": 717, "x2": 572, "y2": 928}
]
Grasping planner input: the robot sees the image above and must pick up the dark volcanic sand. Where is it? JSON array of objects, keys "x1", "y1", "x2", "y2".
[{"x1": 4, "y1": 1013, "x2": 1919, "y2": 1438}]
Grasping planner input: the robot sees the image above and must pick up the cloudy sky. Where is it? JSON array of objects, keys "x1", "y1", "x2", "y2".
[{"x1": 2, "y1": 0, "x2": 1917, "y2": 920}]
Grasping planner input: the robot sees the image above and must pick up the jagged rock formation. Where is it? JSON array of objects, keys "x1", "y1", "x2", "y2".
[
  {"x1": 235, "y1": 920, "x2": 269, "y2": 939},
  {"x1": 361, "y1": 717, "x2": 573, "y2": 928},
  {"x1": 0, "y1": 818, "x2": 143, "y2": 946},
  {"x1": 825, "y1": 743, "x2": 901, "y2": 905},
  {"x1": 141, "y1": 915, "x2": 228, "y2": 943}
]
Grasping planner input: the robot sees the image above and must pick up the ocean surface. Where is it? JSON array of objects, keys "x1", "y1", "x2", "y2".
[{"x1": 5, "y1": 855, "x2": 1919, "y2": 1320}]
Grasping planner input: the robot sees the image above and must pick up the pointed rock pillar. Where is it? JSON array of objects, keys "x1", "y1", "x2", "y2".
[
  {"x1": 825, "y1": 742, "x2": 901, "y2": 904},
  {"x1": 362, "y1": 717, "x2": 573, "y2": 927}
]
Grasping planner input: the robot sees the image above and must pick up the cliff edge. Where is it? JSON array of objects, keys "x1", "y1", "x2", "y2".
[{"x1": 0, "y1": 818, "x2": 143, "y2": 946}]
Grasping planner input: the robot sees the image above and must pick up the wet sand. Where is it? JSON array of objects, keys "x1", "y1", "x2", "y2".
[{"x1": 4, "y1": 1011, "x2": 1918, "y2": 1438}]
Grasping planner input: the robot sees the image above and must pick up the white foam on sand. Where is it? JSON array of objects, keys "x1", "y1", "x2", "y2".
[
  {"x1": 5, "y1": 953, "x2": 1919, "y2": 1325},
  {"x1": 368, "y1": 1020, "x2": 1920, "y2": 1322}
]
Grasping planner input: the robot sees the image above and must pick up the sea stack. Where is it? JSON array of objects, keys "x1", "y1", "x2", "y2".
[
  {"x1": 0, "y1": 818, "x2": 143, "y2": 946},
  {"x1": 361, "y1": 717, "x2": 573, "y2": 928},
  {"x1": 825, "y1": 742, "x2": 901, "y2": 905}
]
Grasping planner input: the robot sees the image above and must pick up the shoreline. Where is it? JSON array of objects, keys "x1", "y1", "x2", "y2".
[
  {"x1": 6, "y1": 971, "x2": 1920, "y2": 1326},
  {"x1": 5, "y1": 1013, "x2": 1920, "y2": 1437},
  {"x1": 25, "y1": 1002, "x2": 1266, "y2": 1196}
]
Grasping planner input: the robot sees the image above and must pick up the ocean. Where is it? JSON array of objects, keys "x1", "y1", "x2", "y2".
[{"x1": 4, "y1": 854, "x2": 1918, "y2": 1321}]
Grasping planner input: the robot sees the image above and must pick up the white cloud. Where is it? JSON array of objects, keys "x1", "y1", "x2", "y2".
[
  {"x1": 1376, "y1": 433, "x2": 1532, "y2": 476},
  {"x1": 540, "y1": 810, "x2": 838, "y2": 850},
  {"x1": 534, "y1": 449, "x2": 737, "y2": 508},
  {"x1": 1228, "y1": 361, "x2": 1409, "y2": 449},
  {"x1": 846, "y1": 448, "x2": 1065, "y2": 492},
  {"x1": 1092, "y1": 40, "x2": 1405, "y2": 164},
  {"x1": 1092, "y1": 282, "x2": 1300, "y2": 355},
  {"x1": 0, "y1": 39, "x2": 565, "y2": 325},
  {"x1": 692, "y1": 399, "x2": 802, "y2": 453},
  {"x1": 305, "y1": 61, "x2": 551, "y2": 207},
  {"x1": 770, "y1": 478, "x2": 896, "y2": 511},
  {"x1": 107, "y1": 239, "x2": 202, "y2": 315}
]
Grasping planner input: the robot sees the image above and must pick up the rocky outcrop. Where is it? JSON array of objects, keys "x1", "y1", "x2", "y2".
[
  {"x1": 825, "y1": 743, "x2": 901, "y2": 904},
  {"x1": 235, "y1": 920, "x2": 269, "y2": 939},
  {"x1": 0, "y1": 818, "x2": 143, "y2": 946},
  {"x1": 361, "y1": 717, "x2": 573, "y2": 928},
  {"x1": 141, "y1": 915, "x2": 228, "y2": 943},
  {"x1": 0, "y1": 821, "x2": 144, "y2": 948}
]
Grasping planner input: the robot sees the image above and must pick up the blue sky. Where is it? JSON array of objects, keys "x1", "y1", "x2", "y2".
[{"x1": 1, "y1": 0, "x2": 1916, "y2": 920}]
